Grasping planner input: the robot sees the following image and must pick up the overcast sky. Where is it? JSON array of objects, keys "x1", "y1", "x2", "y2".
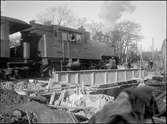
[{"x1": 1, "y1": 1, "x2": 166, "y2": 51}]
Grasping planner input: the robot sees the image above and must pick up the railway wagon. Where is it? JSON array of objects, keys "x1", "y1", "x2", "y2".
[{"x1": 0, "y1": 16, "x2": 117, "y2": 78}]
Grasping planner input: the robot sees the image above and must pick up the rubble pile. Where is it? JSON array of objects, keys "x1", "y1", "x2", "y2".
[
  {"x1": 0, "y1": 88, "x2": 29, "y2": 114},
  {"x1": 50, "y1": 87, "x2": 115, "y2": 119},
  {"x1": 0, "y1": 81, "x2": 14, "y2": 90},
  {"x1": 0, "y1": 79, "x2": 49, "y2": 93},
  {"x1": 0, "y1": 87, "x2": 30, "y2": 123},
  {"x1": 0, "y1": 109, "x2": 37, "y2": 124},
  {"x1": 14, "y1": 80, "x2": 48, "y2": 91},
  {"x1": 14, "y1": 81, "x2": 28, "y2": 90}
]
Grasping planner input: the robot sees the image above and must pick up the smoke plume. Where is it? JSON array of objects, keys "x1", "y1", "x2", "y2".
[{"x1": 99, "y1": 1, "x2": 136, "y2": 29}]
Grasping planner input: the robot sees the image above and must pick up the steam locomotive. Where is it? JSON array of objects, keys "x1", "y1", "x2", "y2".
[{"x1": 0, "y1": 16, "x2": 118, "y2": 78}]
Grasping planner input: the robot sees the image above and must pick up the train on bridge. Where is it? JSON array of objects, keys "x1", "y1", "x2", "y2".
[{"x1": 0, "y1": 16, "x2": 118, "y2": 78}]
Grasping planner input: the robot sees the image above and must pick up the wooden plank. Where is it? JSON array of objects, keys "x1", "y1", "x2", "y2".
[
  {"x1": 124, "y1": 70, "x2": 127, "y2": 81},
  {"x1": 48, "y1": 104, "x2": 89, "y2": 111},
  {"x1": 54, "y1": 69, "x2": 144, "y2": 73},
  {"x1": 132, "y1": 70, "x2": 135, "y2": 79},
  {"x1": 66, "y1": 73, "x2": 69, "y2": 83},
  {"x1": 75, "y1": 73, "x2": 79, "y2": 84},
  {"x1": 104, "y1": 72, "x2": 107, "y2": 84},
  {"x1": 91, "y1": 72, "x2": 95, "y2": 85},
  {"x1": 54, "y1": 90, "x2": 66, "y2": 106},
  {"x1": 49, "y1": 91, "x2": 56, "y2": 105},
  {"x1": 115, "y1": 71, "x2": 118, "y2": 82}
]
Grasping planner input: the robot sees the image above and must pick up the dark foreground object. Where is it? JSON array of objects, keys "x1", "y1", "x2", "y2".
[{"x1": 88, "y1": 86, "x2": 159, "y2": 124}]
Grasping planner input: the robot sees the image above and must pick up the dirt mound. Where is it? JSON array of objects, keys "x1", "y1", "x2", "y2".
[{"x1": 0, "y1": 88, "x2": 29, "y2": 114}]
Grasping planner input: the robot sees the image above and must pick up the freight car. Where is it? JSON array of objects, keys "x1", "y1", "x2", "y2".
[{"x1": 0, "y1": 16, "x2": 118, "y2": 78}]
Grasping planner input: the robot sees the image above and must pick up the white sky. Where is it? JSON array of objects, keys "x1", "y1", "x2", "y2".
[{"x1": 1, "y1": 1, "x2": 166, "y2": 51}]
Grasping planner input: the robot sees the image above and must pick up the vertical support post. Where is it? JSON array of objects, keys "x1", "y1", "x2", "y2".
[
  {"x1": 91, "y1": 72, "x2": 95, "y2": 86},
  {"x1": 49, "y1": 91, "x2": 56, "y2": 105},
  {"x1": 43, "y1": 34, "x2": 47, "y2": 57},
  {"x1": 55, "y1": 73, "x2": 59, "y2": 82},
  {"x1": 104, "y1": 72, "x2": 107, "y2": 84},
  {"x1": 66, "y1": 73, "x2": 69, "y2": 83},
  {"x1": 48, "y1": 78, "x2": 53, "y2": 91},
  {"x1": 142, "y1": 69, "x2": 144, "y2": 78},
  {"x1": 137, "y1": 70, "x2": 139, "y2": 78},
  {"x1": 62, "y1": 40, "x2": 65, "y2": 61},
  {"x1": 60, "y1": 60, "x2": 62, "y2": 71},
  {"x1": 75, "y1": 73, "x2": 79, "y2": 84},
  {"x1": 124, "y1": 70, "x2": 127, "y2": 81},
  {"x1": 132, "y1": 70, "x2": 135, "y2": 79},
  {"x1": 139, "y1": 69, "x2": 141, "y2": 79},
  {"x1": 68, "y1": 40, "x2": 71, "y2": 59},
  {"x1": 115, "y1": 71, "x2": 118, "y2": 82}
]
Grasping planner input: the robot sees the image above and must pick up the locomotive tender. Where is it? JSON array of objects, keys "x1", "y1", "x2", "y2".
[{"x1": 0, "y1": 16, "x2": 117, "y2": 78}]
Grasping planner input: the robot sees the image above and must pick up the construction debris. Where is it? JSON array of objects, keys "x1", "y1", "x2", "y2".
[{"x1": 0, "y1": 77, "x2": 166, "y2": 123}]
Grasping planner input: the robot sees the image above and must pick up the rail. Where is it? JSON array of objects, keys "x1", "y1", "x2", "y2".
[{"x1": 52, "y1": 69, "x2": 146, "y2": 86}]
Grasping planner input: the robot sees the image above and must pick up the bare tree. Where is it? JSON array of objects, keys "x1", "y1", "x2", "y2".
[
  {"x1": 9, "y1": 32, "x2": 21, "y2": 48},
  {"x1": 110, "y1": 20, "x2": 143, "y2": 63},
  {"x1": 87, "y1": 21, "x2": 104, "y2": 34},
  {"x1": 37, "y1": 5, "x2": 75, "y2": 26},
  {"x1": 75, "y1": 17, "x2": 87, "y2": 27},
  {"x1": 85, "y1": 21, "x2": 104, "y2": 40}
]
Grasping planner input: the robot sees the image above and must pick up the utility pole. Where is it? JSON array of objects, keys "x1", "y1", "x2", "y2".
[
  {"x1": 152, "y1": 38, "x2": 154, "y2": 61},
  {"x1": 139, "y1": 44, "x2": 143, "y2": 78}
]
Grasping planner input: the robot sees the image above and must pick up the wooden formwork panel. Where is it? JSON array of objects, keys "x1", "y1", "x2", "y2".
[
  {"x1": 69, "y1": 73, "x2": 77, "y2": 84},
  {"x1": 54, "y1": 69, "x2": 145, "y2": 86},
  {"x1": 107, "y1": 71, "x2": 117, "y2": 83},
  {"x1": 126, "y1": 71, "x2": 133, "y2": 81},
  {"x1": 117, "y1": 71, "x2": 125, "y2": 82},
  {"x1": 134, "y1": 70, "x2": 140, "y2": 78},
  {"x1": 94, "y1": 72, "x2": 105, "y2": 85},
  {"x1": 60, "y1": 74, "x2": 68, "y2": 83},
  {"x1": 79, "y1": 72, "x2": 92, "y2": 85}
]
